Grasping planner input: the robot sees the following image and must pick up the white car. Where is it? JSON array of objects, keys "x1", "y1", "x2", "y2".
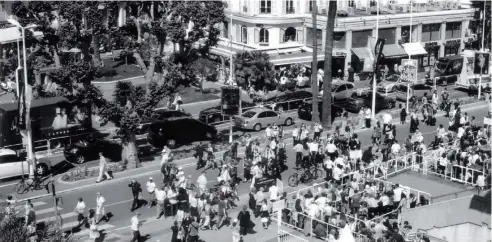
[{"x1": 0, "y1": 149, "x2": 52, "y2": 179}]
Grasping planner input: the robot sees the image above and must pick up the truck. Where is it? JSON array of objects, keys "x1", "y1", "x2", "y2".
[{"x1": 425, "y1": 52, "x2": 491, "y2": 91}]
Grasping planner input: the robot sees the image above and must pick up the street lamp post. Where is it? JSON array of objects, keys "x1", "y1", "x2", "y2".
[
  {"x1": 372, "y1": 1, "x2": 380, "y2": 119},
  {"x1": 8, "y1": 17, "x2": 36, "y2": 178}
]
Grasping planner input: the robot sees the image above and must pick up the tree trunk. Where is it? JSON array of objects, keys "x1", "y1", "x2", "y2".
[
  {"x1": 133, "y1": 52, "x2": 148, "y2": 74},
  {"x1": 53, "y1": 49, "x2": 61, "y2": 68},
  {"x1": 92, "y1": 34, "x2": 102, "y2": 67},
  {"x1": 321, "y1": 1, "x2": 337, "y2": 129},
  {"x1": 311, "y1": 4, "x2": 320, "y2": 124},
  {"x1": 121, "y1": 133, "x2": 140, "y2": 169}
]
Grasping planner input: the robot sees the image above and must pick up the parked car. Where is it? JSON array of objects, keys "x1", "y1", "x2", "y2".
[
  {"x1": 0, "y1": 149, "x2": 52, "y2": 178},
  {"x1": 136, "y1": 109, "x2": 192, "y2": 134},
  {"x1": 64, "y1": 138, "x2": 123, "y2": 164},
  {"x1": 344, "y1": 91, "x2": 396, "y2": 113},
  {"x1": 378, "y1": 82, "x2": 431, "y2": 102},
  {"x1": 264, "y1": 90, "x2": 313, "y2": 112},
  {"x1": 234, "y1": 107, "x2": 296, "y2": 131},
  {"x1": 319, "y1": 82, "x2": 356, "y2": 105},
  {"x1": 198, "y1": 101, "x2": 256, "y2": 125},
  {"x1": 425, "y1": 56, "x2": 463, "y2": 86},
  {"x1": 297, "y1": 99, "x2": 344, "y2": 121},
  {"x1": 147, "y1": 117, "x2": 217, "y2": 148}
]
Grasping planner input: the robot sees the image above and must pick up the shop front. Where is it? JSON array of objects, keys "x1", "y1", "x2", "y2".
[
  {"x1": 422, "y1": 41, "x2": 440, "y2": 67},
  {"x1": 332, "y1": 50, "x2": 347, "y2": 78},
  {"x1": 381, "y1": 44, "x2": 408, "y2": 73},
  {"x1": 444, "y1": 39, "x2": 461, "y2": 57}
]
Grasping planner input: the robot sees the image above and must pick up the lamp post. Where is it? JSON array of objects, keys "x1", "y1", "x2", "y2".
[
  {"x1": 371, "y1": 1, "x2": 380, "y2": 119},
  {"x1": 8, "y1": 17, "x2": 36, "y2": 178},
  {"x1": 478, "y1": 1, "x2": 487, "y2": 100}
]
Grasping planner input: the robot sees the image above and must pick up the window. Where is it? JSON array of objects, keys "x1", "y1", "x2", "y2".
[
  {"x1": 223, "y1": 21, "x2": 229, "y2": 38},
  {"x1": 306, "y1": 27, "x2": 322, "y2": 49},
  {"x1": 258, "y1": 112, "x2": 268, "y2": 118},
  {"x1": 309, "y1": 0, "x2": 316, "y2": 12},
  {"x1": 260, "y1": 28, "x2": 269, "y2": 43},
  {"x1": 241, "y1": 26, "x2": 248, "y2": 44},
  {"x1": 260, "y1": 0, "x2": 271, "y2": 13},
  {"x1": 446, "y1": 22, "x2": 461, "y2": 39},
  {"x1": 286, "y1": 0, "x2": 295, "y2": 14},
  {"x1": 284, "y1": 27, "x2": 297, "y2": 42},
  {"x1": 422, "y1": 24, "x2": 441, "y2": 42},
  {"x1": 333, "y1": 32, "x2": 346, "y2": 49},
  {"x1": 348, "y1": 0, "x2": 355, "y2": 7},
  {"x1": 352, "y1": 30, "x2": 372, "y2": 48},
  {"x1": 334, "y1": 85, "x2": 347, "y2": 92},
  {"x1": 0, "y1": 154, "x2": 18, "y2": 164},
  {"x1": 265, "y1": 111, "x2": 278, "y2": 117},
  {"x1": 379, "y1": 28, "x2": 396, "y2": 45}
]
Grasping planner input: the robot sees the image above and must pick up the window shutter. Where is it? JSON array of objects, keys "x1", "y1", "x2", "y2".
[
  {"x1": 282, "y1": 0, "x2": 286, "y2": 14},
  {"x1": 271, "y1": 0, "x2": 276, "y2": 14},
  {"x1": 256, "y1": 0, "x2": 260, "y2": 14},
  {"x1": 296, "y1": 28, "x2": 304, "y2": 44},
  {"x1": 280, "y1": 28, "x2": 286, "y2": 43},
  {"x1": 255, "y1": 28, "x2": 260, "y2": 43},
  {"x1": 296, "y1": 0, "x2": 301, "y2": 13},
  {"x1": 236, "y1": 25, "x2": 241, "y2": 42}
]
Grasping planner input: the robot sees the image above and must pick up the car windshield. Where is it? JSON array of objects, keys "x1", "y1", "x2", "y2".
[
  {"x1": 242, "y1": 111, "x2": 256, "y2": 118},
  {"x1": 436, "y1": 61, "x2": 447, "y2": 70}
]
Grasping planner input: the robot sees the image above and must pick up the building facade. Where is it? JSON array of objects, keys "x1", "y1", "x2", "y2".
[{"x1": 214, "y1": 0, "x2": 476, "y2": 74}]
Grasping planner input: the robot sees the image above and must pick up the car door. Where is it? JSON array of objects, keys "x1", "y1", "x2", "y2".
[
  {"x1": 257, "y1": 111, "x2": 269, "y2": 126},
  {"x1": 265, "y1": 111, "x2": 280, "y2": 125},
  {"x1": 0, "y1": 154, "x2": 24, "y2": 179},
  {"x1": 333, "y1": 84, "x2": 347, "y2": 101}
]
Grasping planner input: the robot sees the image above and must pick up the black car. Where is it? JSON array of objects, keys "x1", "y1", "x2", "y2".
[
  {"x1": 198, "y1": 101, "x2": 256, "y2": 125},
  {"x1": 297, "y1": 99, "x2": 344, "y2": 121},
  {"x1": 264, "y1": 90, "x2": 313, "y2": 112},
  {"x1": 136, "y1": 109, "x2": 192, "y2": 134},
  {"x1": 147, "y1": 117, "x2": 217, "y2": 148},
  {"x1": 64, "y1": 138, "x2": 123, "y2": 164},
  {"x1": 344, "y1": 91, "x2": 396, "y2": 113}
]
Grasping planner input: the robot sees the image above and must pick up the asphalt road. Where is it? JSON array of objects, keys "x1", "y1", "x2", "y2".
[{"x1": 14, "y1": 104, "x2": 489, "y2": 241}]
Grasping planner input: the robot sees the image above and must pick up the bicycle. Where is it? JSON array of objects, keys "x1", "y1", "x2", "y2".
[
  {"x1": 15, "y1": 176, "x2": 47, "y2": 194},
  {"x1": 287, "y1": 166, "x2": 322, "y2": 187}
]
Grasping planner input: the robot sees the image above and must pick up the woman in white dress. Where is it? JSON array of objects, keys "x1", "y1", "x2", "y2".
[
  {"x1": 88, "y1": 209, "x2": 100, "y2": 241},
  {"x1": 95, "y1": 193, "x2": 107, "y2": 223}
]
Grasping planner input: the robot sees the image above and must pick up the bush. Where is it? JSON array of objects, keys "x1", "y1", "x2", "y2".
[
  {"x1": 96, "y1": 67, "x2": 117, "y2": 77},
  {"x1": 61, "y1": 163, "x2": 124, "y2": 182}
]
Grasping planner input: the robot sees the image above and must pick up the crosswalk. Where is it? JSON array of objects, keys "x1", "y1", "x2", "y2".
[{"x1": 26, "y1": 200, "x2": 121, "y2": 241}]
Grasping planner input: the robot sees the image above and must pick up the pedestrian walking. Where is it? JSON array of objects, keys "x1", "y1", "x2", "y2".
[
  {"x1": 365, "y1": 106, "x2": 372, "y2": 128},
  {"x1": 74, "y1": 197, "x2": 86, "y2": 227},
  {"x1": 96, "y1": 192, "x2": 108, "y2": 223},
  {"x1": 238, "y1": 206, "x2": 251, "y2": 236},
  {"x1": 96, "y1": 152, "x2": 112, "y2": 183},
  {"x1": 130, "y1": 212, "x2": 141, "y2": 242},
  {"x1": 187, "y1": 217, "x2": 200, "y2": 242},
  {"x1": 197, "y1": 171, "x2": 207, "y2": 195},
  {"x1": 400, "y1": 104, "x2": 407, "y2": 124},
  {"x1": 146, "y1": 177, "x2": 156, "y2": 208},
  {"x1": 155, "y1": 187, "x2": 166, "y2": 219},
  {"x1": 88, "y1": 209, "x2": 100, "y2": 241},
  {"x1": 25, "y1": 203, "x2": 36, "y2": 226},
  {"x1": 129, "y1": 179, "x2": 142, "y2": 212},
  {"x1": 171, "y1": 220, "x2": 180, "y2": 242},
  {"x1": 231, "y1": 219, "x2": 241, "y2": 242}
]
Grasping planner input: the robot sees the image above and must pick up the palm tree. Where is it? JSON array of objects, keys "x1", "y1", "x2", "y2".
[{"x1": 321, "y1": 1, "x2": 337, "y2": 128}]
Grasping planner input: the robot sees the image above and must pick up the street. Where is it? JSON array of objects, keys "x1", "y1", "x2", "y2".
[{"x1": 10, "y1": 103, "x2": 489, "y2": 242}]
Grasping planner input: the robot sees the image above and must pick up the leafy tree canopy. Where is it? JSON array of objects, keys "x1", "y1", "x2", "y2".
[{"x1": 234, "y1": 51, "x2": 275, "y2": 91}]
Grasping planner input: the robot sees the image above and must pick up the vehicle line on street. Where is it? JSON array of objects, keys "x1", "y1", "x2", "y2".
[{"x1": 14, "y1": 102, "x2": 489, "y2": 202}]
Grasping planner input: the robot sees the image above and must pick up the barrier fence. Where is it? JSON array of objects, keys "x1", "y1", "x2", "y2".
[{"x1": 278, "y1": 229, "x2": 309, "y2": 242}]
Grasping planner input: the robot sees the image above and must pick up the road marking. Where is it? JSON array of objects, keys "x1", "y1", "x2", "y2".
[
  {"x1": 36, "y1": 206, "x2": 63, "y2": 216},
  {"x1": 38, "y1": 212, "x2": 77, "y2": 223}
]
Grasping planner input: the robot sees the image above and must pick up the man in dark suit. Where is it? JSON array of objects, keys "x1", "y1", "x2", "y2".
[
  {"x1": 129, "y1": 179, "x2": 142, "y2": 212},
  {"x1": 237, "y1": 206, "x2": 251, "y2": 236}
]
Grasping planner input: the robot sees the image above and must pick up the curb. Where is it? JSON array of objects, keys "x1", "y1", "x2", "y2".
[
  {"x1": 92, "y1": 75, "x2": 144, "y2": 84},
  {"x1": 17, "y1": 100, "x2": 489, "y2": 203}
]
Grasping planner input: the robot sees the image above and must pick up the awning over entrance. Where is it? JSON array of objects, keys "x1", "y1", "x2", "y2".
[
  {"x1": 351, "y1": 47, "x2": 373, "y2": 59},
  {"x1": 382, "y1": 44, "x2": 407, "y2": 58},
  {"x1": 0, "y1": 27, "x2": 43, "y2": 44},
  {"x1": 402, "y1": 43, "x2": 428, "y2": 56},
  {"x1": 270, "y1": 51, "x2": 325, "y2": 66},
  {"x1": 210, "y1": 43, "x2": 251, "y2": 57}
]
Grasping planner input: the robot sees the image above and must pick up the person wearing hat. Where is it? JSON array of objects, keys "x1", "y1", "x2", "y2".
[{"x1": 146, "y1": 177, "x2": 156, "y2": 208}]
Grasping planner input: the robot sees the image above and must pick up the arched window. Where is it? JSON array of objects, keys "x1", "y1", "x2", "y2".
[
  {"x1": 285, "y1": 27, "x2": 297, "y2": 42},
  {"x1": 260, "y1": 28, "x2": 269, "y2": 43},
  {"x1": 241, "y1": 26, "x2": 248, "y2": 44}
]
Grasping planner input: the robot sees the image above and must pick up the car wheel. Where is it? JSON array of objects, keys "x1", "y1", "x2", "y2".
[
  {"x1": 36, "y1": 163, "x2": 48, "y2": 177},
  {"x1": 75, "y1": 154, "x2": 85, "y2": 164},
  {"x1": 284, "y1": 118, "x2": 293, "y2": 126},
  {"x1": 167, "y1": 139, "x2": 177, "y2": 148},
  {"x1": 253, "y1": 123, "x2": 261, "y2": 132}
]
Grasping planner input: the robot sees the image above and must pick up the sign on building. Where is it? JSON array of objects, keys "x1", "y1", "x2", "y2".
[
  {"x1": 474, "y1": 52, "x2": 490, "y2": 75},
  {"x1": 221, "y1": 86, "x2": 240, "y2": 115}
]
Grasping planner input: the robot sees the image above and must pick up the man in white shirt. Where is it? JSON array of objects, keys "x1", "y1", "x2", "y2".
[
  {"x1": 325, "y1": 140, "x2": 337, "y2": 161},
  {"x1": 383, "y1": 113, "x2": 392, "y2": 131},
  {"x1": 197, "y1": 171, "x2": 207, "y2": 195},
  {"x1": 160, "y1": 147, "x2": 170, "y2": 166},
  {"x1": 333, "y1": 165, "x2": 343, "y2": 185},
  {"x1": 74, "y1": 197, "x2": 85, "y2": 227},
  {"x1": 96, "y1": 192, "x2": 107, "y2": 223},
  {"x1": 155, "y1": 187, "x2": 166, "y2": 218},
  {"x1": 324, "y1": 158, "x2": 334, "y2": 181},
  {"x1": 146, "y1": 177, "x2": 156, "y2": 208},
  {"x1": 392, "y1": 184, "x2": 404, "y2": 209},
  {"x1": 265, "y1": 125, "x2": 272, "y2": 140},
  {"x1": 313, "y1": 122, "x2": 322, "y2": 140},
  {"x1": 268, "y1": 184, "x2": 279, "y2": 202},
  {"x1": 130, "y1": 212, "x2": 141, "y2": 242},
  {"x1": 294, "y1": 142, "x2": 304, "y2": 168},
  {"x1": 364, "y1": 106, "x2": 372, "y2": 128},
  {"x1": 391, "y1": 141, "x2": 401, "y2": 155},
  {"x1": 292, "y1": 125, "x2": 300, "y2": 145}
]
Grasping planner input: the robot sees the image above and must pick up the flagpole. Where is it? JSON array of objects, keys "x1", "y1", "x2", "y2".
[
  {"x1": 371, "y1": 1, "x2": 379, "y2": 119},
  {"x1": 478, "y1": 1, "x2": 486, "y2": 100},
  {"x1": 407, "y1": 0, "x2": 413, "y2": 113}
]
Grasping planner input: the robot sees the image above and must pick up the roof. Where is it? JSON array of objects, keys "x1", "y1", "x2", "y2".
[
  {"x1": 0, "y1": 96, "x2": 69, "y2": 112},
  {"x1": 0, "y1": 27, "x2": 43, "y2": 44},
  {"x1": 401, "y1": 195, "x2": 491, "y2": 230},
  {"x1": 243, "y1": 107, "x2": 272, "y2": 113},
  {"x1": 383, "y1": 44, "x2": 407, "y2": 58}
]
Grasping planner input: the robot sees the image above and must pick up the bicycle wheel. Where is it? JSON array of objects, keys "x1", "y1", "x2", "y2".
[
  {"x1": 310, "y1": 167, "x2": 322, "y2": 180},
  {"x1": 15, "y1": 180, "x2": 28, "y2": 194},
  {"x1": 288, "y1": 173, "x2": 299, "y2": 187}
]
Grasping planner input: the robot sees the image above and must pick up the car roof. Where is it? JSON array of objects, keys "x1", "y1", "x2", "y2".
[
  {"x1": 244, "y1": 107, "x2": 273, "y2": 113},
  {"x1": 0, "y1": 148, "x2": 16, "y2": 156},
  {"x1": 333, "y1": 81, "x2": 353, "y2": 87}
]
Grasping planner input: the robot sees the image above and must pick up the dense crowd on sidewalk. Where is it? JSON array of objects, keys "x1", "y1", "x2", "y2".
[{"x1": 2, "y1": 91, "x2": 490, "y2": 242}]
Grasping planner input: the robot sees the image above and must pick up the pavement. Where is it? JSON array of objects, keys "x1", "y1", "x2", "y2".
[{"x1": 1, "y1": 102, "x2": 489, "y2": 242}]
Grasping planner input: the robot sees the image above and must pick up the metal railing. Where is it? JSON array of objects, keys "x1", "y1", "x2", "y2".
[{"x1": 278, "y1": 229, "x2": 308, "y2": 242}]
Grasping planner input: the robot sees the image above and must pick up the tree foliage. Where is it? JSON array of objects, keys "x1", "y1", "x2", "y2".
[
  {"x1": 0, "y1": 214, "x2": 71, "y2": 242},
  {"x1": 234, "y1": 51, "x2": 275, "y2": 91},
  {"x1": 99, "y1": 80, "x2": 172, "y2": 169}
]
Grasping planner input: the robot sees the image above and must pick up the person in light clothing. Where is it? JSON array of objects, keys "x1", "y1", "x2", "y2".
[
  {"x1": 364, "y1": 106, "x2": 372, "y2": 128},
  {"x1": 96, "y1": 152, "x2": 112, "y2": 183},
  {"x1": 95, "y1": 192, "x2": 108, "y2": 224},
  {"x1": 383, "y1": 113, "x2": 392, "y2": 131},
  {"x1": 155, "y1": 187, "x2": 166, "y2": 219},
  {"x1": 197, "y1": 171, "x2": 207, "y2": 195},
  {"x1": 74, "y1": 197, "x2": 86, "y2": 227},
  {"x1": 130, "y1": 212, "x2": 141, "y2": 242},
  {"x1": 146, "y1": 177, "x2": 156, "y2": 208}
]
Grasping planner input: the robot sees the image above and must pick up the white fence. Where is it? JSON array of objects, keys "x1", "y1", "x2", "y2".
[{"x1": 278, "y1": 229, "x2": 309, "y2": 242}]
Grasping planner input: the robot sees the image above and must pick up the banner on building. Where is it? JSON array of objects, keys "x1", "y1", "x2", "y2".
[
  {"x1": 474, "y1": 52, "x2": 490, "y2": 75},
  {"x1": 17, "y1": 86, "x2": 26, "y2": 131},
  {"x1": 400, "y1": 59, "x2": 418, "y2": 83}
]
